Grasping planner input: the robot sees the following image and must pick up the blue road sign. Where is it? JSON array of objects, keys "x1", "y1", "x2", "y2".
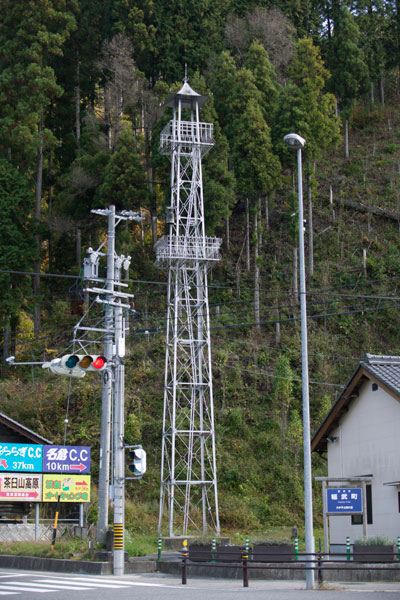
[
  {"x1": 0, "y1": 443, "x2": 42, "y2": 472},
  {"x1": 327, "y1": 487, "x2": 363, "y2": 513},
  {"x1": 42, "y1": 445, "x2": 91, "y2": 473}
]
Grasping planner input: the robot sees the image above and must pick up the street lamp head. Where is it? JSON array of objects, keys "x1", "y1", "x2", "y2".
[{"x1": 283, "y1": 133, "x2": 306, "y2": 149}]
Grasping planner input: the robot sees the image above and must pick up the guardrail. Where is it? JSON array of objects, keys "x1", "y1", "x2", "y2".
[{"x1": 179, "y1": 545, "x2": 400, "y2": 587}]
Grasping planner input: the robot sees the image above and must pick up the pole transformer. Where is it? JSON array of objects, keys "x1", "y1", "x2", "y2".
[{"x1": 155, "y1": 79, "x2": 221, "y2": 537}]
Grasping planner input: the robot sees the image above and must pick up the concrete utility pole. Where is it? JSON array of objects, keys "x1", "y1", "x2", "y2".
[
  {"x1": 97, "y1": 206, "x2": 115, "y2": 544},
  {"x1": 81, "y1": 206, "x2": 143, "y2": 574},
  {"x1": 112, "y1": 282, "x2": 127, "y2": 574}
]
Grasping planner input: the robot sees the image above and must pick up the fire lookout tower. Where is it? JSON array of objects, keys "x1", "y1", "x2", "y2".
[{"x1": 155, "y1": 78, "x2": 221, "y2": 537}]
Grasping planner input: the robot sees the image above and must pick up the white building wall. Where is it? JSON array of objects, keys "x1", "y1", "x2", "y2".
[{"x1": 327, "y1": 379, "x2": 400, "y2": 544}]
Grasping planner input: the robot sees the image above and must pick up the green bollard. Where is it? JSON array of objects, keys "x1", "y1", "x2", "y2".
[
  {"x1": 211, "y1": 537, "x2": 216, "y2": 562},
  {"x1": 245, "y1": 536, "x2": 249, "y2": 553},
  {"x1": 294, "y1": 537, "x2": 299, "y2": 561},
  {"x1": 397, "y1": 536, "x2": 400, "y2": 562},
  {"x1": 346, "y1": 536, "x2": 351, "y2": 561},
  {"x1": 158, "y1": 537, "x2": 162, "y2": 561}
]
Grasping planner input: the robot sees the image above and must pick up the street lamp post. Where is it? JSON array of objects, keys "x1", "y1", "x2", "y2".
[{"x1": 283, "y1": 133, "x2": 315, "y2": 590}]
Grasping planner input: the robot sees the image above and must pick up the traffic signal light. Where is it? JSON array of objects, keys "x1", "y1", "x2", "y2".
[
  {"x1": 42, "y1": 354, "x2": 107, "y2": 377},
  {"x1": 127, "y1": 447, "x2": 147, "y2": 477},
  {"x1": 78, "y1": 355, "x2": 107, "y2": 372}
]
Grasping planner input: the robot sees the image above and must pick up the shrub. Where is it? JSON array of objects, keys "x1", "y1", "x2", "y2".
[
  {"x1": 354, "y1": 535, "x2": 393, "y2": 546},
  {"x1": 252, "y1": 538, "x2": 292, "y2": 546}
]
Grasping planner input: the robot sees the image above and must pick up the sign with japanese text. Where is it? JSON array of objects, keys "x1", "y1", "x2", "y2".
[
  {"x1": 327, "y1": 488, "x2": 363, "y2": 513},
  {"x1": 0, "y1": 443, "x2": 42, "y2": 472},
  {"x1": 0, "y1": 473, "x2": 42, "y2": 501},
  {"x1": 42, "y1": 445, "x2": 91, "y2": 474},
  {"x1": 42, "y1": 474, "x2": 91, "y2": 503}
]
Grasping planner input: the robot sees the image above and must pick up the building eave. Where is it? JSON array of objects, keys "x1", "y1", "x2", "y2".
[
  {"x1": 0, "y1": 412, "x2": 52, "y2": 445},
  {"x1": 312, "y1": 357, "x2": 400, "y2": 454}
]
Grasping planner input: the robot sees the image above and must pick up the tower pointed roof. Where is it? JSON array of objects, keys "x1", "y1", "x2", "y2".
[{"x1": 165, "y1": 80, "x2": 208, "y2": 109}]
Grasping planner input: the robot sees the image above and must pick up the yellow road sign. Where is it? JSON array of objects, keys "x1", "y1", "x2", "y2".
[{"x1": 42, "y1": 474, "x2": 91, "y2": 502}]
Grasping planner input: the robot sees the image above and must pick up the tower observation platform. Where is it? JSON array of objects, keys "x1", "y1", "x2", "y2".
[
  {"x1": 154, "y1": 234, "x2": 221, "y2": 267},
  {"x1": 159, "y1": 120, "x2": 214, "y2": 156}
]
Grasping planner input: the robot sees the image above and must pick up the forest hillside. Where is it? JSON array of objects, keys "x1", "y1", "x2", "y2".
[{"x1": 1, "y1": 0, "x2": 400, "y2": 534}]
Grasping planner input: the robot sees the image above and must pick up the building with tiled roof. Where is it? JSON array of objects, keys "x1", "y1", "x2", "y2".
[{"x1": 312, "y1": 354, "x2": 400, "y2": 545}]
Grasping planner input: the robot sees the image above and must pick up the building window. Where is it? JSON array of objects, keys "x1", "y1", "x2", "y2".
[
  {"x1": 372, "y1": 383, "x2": 378, "y2": 391},
  {"x1": 351, "y1": 485, "x2": 373, "y2": 525},
  {"x1": 351, "y1": 514, "x2": 363, "y2": 525}
]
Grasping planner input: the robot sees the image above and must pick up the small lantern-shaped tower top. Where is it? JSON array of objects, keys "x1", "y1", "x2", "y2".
[
  {"x1": 160, "y1": 78, "x2": 214, "y2": 156},
  {"x1": 164, "y1": 80, "x2": 208, "y2": 110}
]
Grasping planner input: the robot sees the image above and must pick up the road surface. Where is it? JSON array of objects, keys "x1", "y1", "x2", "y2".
[{"x1": 0, "y1": 570, "x2": 399, "y2": 599}]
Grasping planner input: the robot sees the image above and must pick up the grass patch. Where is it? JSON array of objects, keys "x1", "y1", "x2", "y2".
[
  {"x1": 0, "y1": 534, "x2": 158, "y2": 560},
  {"x1": 125, "y1": 531, "x2": 158, "y2": 556},
  {"x1": 0, "y1": 539, "x2": 94, "y2": 560}
]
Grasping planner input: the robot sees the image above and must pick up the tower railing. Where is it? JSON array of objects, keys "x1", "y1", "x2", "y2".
[
  {"x1": 154, "y1": 234, "x2": 221, "y2": 267},
  {"x1": 160, "y1": 121, "x2": 214, "y2": 155}
]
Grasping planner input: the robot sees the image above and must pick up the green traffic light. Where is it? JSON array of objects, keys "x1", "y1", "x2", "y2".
[{"x1": 65, "y1": 355, "x2": 79, "y2": 369}]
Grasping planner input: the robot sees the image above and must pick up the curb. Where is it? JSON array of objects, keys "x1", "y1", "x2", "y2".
[
  {"x1": 0, "y1": 555, "x2": 112, "y2": 574},
  {"x1": 0, "y1": 554, "x2": 157, "y2": 575}
]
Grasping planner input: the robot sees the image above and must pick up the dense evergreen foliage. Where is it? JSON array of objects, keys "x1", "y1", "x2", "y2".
[{"x1": 1, "y1": 0, "x2": 400, "y2": 534}]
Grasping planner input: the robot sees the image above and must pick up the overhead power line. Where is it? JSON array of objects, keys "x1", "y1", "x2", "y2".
[
  {"x1": 132, "y1": 302, "x2": 399, "y2": 337},
  {"x1": 208, "y1": 303, "x2": 399, "y2": 332},
  {"x1": 3, "y1": 267, "x2": 400, "y2": 296},
  {"x1": 211, "y1": 333, "x2": 363, "y2": 363},
  {"x1": 0, "y1": 269, "x2": 79, "y2": 280},
  {"x1": 225, "y1": 359, "x2": 344, "y2": 389}
]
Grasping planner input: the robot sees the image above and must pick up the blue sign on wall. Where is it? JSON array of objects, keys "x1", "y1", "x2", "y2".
[
  {"x1": 42, "y1": 445, "x2": 91, "y2": 474},
  {"x1": 0, "y1": 443, "x2": 42, "y2": 472},
  {"x1": 327, "y1": 488, "x2": 363, "y2": 513}
]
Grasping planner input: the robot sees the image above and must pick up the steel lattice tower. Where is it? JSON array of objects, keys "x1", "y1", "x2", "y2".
[{"x1": 155, "y1": 80, "x2": 221, "y2": 537}]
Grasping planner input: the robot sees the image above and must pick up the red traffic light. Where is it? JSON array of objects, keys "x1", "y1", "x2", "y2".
[{"x1": 92, "y1": 356, "x2": 106, "y2": 370}]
